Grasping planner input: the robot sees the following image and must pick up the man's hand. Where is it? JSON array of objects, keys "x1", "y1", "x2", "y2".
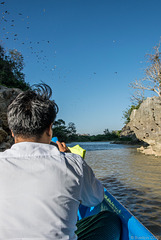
[{"x1": 56, "y1": 141, "x2": 71, "y2": 153}]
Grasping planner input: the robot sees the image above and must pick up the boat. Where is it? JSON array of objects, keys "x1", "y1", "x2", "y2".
[
  {"x1": 51, "y1": 139, "x2": 157, "y2": 239},
  {"x1": 78, "y1": 188, "x2": 157, "y2": 239},
  {"x1": 69, "y1": 144, "x2": 158, "y2": 239}
]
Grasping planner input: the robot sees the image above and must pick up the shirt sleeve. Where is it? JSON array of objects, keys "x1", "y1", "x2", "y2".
[{"x1": 80, "y1": 159, "x2": 104, "y2": 207}]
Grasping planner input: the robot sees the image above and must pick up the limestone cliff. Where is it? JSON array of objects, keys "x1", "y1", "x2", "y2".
[
  {"x1": 0, "y1": 85, "x2": 22, "y2": 151},
  {"x1": 121, "y1": 96, "x2": 161, "y2": 156}
]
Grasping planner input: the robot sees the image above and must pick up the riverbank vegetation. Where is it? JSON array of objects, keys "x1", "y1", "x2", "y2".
[{"x1": 52, "y1": 119, "x2": 127, "y2": 143}]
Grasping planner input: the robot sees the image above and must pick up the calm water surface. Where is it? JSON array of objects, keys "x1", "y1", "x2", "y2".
[{"x1": 68, "y1": 142, "x2": 161, "y2": 239}]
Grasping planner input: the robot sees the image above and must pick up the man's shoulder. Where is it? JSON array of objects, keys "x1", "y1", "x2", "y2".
[
  {"x1": 0, "y1": 142, "x2": 59, "y2": 158},
  {"x1": 63, "y1": 152, "x2": 84, "y2": 176},
  {"x1": 0, "y1": 147, "x2": 12, "y2": 157},
  {"x1": 64, "y1": 152, "x2": 84, "y2": 164}
]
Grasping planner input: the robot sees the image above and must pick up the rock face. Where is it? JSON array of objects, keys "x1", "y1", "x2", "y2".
[
  {"x1": 121, "y1": 96, "x2": 161, "y2": 156},
  {"x1": 0, "y1": 85, "x2": 22, "y2": 152}
]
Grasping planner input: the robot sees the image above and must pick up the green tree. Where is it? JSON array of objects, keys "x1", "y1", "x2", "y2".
[
  {"x1": 0, "y1": 45, "x2": 30, "y2": 90},
  {"x1": 122, "y1": 102, "x2": 142, "y2": 124},
  {"x1": 67, "y1": 122, "x2": 76, "y2": 135},
  {"x1": 104, "y1": 129, "x2": 109, "y2": 135},
  {"x1": 52, "y1": 119, "x2": 69, "y2": 142},
  {"x1": 67, "y1": 122, "x2": 77, "y2": 142}
]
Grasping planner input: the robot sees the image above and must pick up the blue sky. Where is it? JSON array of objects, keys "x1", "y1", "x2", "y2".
[{"x1": 1, "y1": 0, "x2": 161, "y2": 134}]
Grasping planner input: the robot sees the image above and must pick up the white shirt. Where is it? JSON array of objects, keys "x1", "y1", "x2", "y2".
[{"x1": 0, "y1": 142, "x2": 104, "y2": 240}]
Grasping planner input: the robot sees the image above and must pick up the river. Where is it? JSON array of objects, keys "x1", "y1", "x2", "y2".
[{"x1": 68, "y1": 142, "x2": 161, "y2": 239}]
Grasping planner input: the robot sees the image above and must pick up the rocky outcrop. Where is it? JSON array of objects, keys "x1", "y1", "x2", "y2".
[
  {"x1": 0, "y1": 85, "x2": 22, "y2": 152},
  {"x1": 121, "y1": 96, "x2": 161, "y2": 156},
  {"x1": 120, "y1": 125, "x2": 139, "y2": 142}
]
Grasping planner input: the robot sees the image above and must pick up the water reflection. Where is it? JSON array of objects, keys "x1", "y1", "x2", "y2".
[{"x1": 68, "y1": 142, "x2": 161, "y2": 239}]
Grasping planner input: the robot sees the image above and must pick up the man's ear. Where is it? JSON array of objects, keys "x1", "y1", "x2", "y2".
[
  {"x1": 11, "y1": 130, "x2": 14, "y2": 138},
  {"x1": 49, "y1": 124, "x2": 53, "y2": 138},
  {"x1": 46, "y1": 124, "x2": 52, "y2": 137}
]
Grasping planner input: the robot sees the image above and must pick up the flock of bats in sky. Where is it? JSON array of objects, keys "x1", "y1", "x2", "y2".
[
  {"x1": 1, "y1": 1, "x2": 119, "y2": 77},
  {"x1": 0, "y1": 1, "x2": 57, "y2": 72}
]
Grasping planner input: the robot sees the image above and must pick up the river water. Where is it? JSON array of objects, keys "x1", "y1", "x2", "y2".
[{"x1": 68, "y1": 142, "x2": 161, "y2": 239}]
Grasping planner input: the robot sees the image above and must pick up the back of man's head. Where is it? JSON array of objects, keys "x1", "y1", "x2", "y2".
[{"x1": 7, "y1": 83, "x2": 59, "y2": 139}]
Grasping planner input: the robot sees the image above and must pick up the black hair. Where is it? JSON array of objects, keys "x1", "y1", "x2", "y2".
[{"x1": 7, "y1": 83, "x2": 59, "y2": 138}]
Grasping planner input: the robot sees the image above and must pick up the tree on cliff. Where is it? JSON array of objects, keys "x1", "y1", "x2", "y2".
[
  {"x1": 123, "y1": 42, "x2": 161, "y2": 124},
  {"x1": 130, "y1": 43, "x2": 161, "y2": 99},
  {"x1": 0, "y1": 45, "x2": 30, "y2": 90},
  {"x1": 122, "y1": 103, "x2": 142, "y2": 124}
]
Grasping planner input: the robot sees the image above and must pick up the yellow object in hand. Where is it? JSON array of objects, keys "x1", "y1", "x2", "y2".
[{"x1": 68, "y1": 145, "x2": 86, "y2": 159}]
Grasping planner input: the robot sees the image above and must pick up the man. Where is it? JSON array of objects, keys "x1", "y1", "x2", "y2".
[{"x1": 0, "y1": 84, "x2": 121, "y2": 239}]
